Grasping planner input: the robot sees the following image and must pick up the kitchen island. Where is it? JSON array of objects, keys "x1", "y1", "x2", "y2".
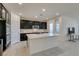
[{"x1": 27, "y1": 33, "x2": 60, "y2": 55}]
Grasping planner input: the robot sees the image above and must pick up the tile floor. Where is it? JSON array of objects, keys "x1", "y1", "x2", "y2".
[
  {"x1": 2, "y1": 36, "x2": 79, "y2": 56},
  {"x1": 32, "y1": 47, "x2": 64, "y2": 56},
  {"x1": 3, "y1": 41, "x2": 29, "y2": 56}
]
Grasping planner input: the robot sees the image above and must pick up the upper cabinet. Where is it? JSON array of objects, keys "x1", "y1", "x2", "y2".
[
  {"x1": 20, "y1": 20, "x2": 47, "y2": 29},
  {"x1": 39, "y1": 22, "x2": 47, "y2": 29}
]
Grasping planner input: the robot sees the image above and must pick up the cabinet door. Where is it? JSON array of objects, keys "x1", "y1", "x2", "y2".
[
  {"x1": 44, "y1": 22, "x2": 47, "y2": 29},
  {"x1": 39, "y1": 22, "x2": 47, "y2": 29},
  {"x1": 39, "y1": 22, "x2": 42, "y2": 29}
]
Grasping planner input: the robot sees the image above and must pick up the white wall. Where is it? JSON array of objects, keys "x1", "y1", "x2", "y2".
[
  {"x1": 11, "y1": 12, "x2": 20, "y2": 44},
  {"x1": 62, "y1": 16, "x2": 79, "y2": 35}
]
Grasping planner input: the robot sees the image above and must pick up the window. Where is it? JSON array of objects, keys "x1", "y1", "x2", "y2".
[
  {"x1": 56, "y1": 24, "x2": 59, "y2": 33},
  {"x1": 49, "y1": 20, "x2": 53, "y2": 36},
  {"x1": 55, "y1": 17, "x2": 60, "y2": 33}
]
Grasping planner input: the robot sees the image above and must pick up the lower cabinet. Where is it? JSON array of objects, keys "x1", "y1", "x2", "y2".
[{"x1": 20, "y1": 33, "x2": 28, "y2": 41}]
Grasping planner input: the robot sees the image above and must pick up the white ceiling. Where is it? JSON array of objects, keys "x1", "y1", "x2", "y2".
[{"x1": 3, "y1": 3, "x2": 79, "y2": 20}]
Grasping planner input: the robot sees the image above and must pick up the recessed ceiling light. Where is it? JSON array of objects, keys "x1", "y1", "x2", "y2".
[
  {"x1": 19, "y1": 13, "x2": 22, "y2": 16},
  {"x1": 18, "y1": 3, "x2": 22, "y2": 5},
  {"x1": 56, "y1": 13, "x2": 60, "y2": 16},
  {"x1": 42, "y1": 9, "x2": 46, "y2": 12}
]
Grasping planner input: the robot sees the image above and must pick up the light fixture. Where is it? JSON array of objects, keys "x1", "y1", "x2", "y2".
[{"x1": 42, "y1": 9, "x2": 46, "y2": 12}]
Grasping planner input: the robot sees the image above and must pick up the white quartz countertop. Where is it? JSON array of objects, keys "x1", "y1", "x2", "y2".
[{"x1": 27, "y1": 33, "x2": 59, "y2": 40}]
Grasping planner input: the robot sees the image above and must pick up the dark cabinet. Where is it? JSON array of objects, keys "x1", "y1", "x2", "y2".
[
  {"x1": 39, "y1": 22, "x2": 47, "y2": 29},
  {"x1": 43, "y1": 22, "x2": 47, "y2": 29},
  {"x1": 20, "y1": 33, "x2": 28, "y2": 41},
  {"x1": 20, "y1": 20, "x2": 33, "y2": 29},
  {"x1": 20, "y1": 20, "x2": 47, "y2": 29}
]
